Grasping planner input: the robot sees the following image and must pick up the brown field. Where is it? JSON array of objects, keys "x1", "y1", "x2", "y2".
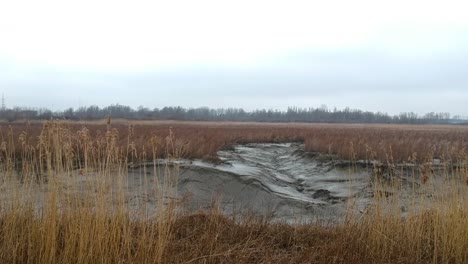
[
  {"x1": 0, "y1": 120, "x2": 467, "y2": 263},
  {"x1": 2, "y1": 119, "x2": 468, "y2": 163}
]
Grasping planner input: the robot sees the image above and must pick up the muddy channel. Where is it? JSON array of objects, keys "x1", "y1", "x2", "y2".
[
  {"x1": 2, "y1": 142, "x2": 461, "y2": 223},
  {"x1": 129, "y1": 142, "x2": 454, "y2": 222}
]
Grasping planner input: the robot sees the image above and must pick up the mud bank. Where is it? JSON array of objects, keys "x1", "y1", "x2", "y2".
[
  {"x1": 159, "y1": 143, "x2": 368, "y2": 222},
  {"x1": 2, "y1": 143, "x2": 463, "y2": 223},
  {"x1": 154, "y1": 142, "x2": 463, "y2": 222}
]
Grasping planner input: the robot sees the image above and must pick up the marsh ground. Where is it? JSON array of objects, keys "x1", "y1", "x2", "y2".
[{"x1": 0, "y1": 120, "x2": 467, "y2": 263}]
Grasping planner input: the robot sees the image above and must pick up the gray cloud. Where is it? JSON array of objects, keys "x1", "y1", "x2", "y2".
[{"x1": 1, "y1": 49, "x2": 468, "y2": 115}]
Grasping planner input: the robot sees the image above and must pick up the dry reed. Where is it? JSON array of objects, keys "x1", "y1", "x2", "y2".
[{"x1": 0, "y1": 120, "x2": 466, "y2": 263}]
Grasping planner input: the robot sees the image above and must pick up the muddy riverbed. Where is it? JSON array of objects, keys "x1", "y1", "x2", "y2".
[
  {"x1": 1, "y1": 142, "x2": 462, "y2": 223},
  {"x1": 169, "y1": 142, "x2": 369, "y2": 222},
  {"x1": 127, "y1": 142, "x2": 456, "y2": 222}
]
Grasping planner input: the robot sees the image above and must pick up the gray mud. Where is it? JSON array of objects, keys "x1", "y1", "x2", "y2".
[
  {"x1": 2, "y1": 142, "x2": 463, "y2": 223},
  {"x1": 167, "y1": 143, "x2": 369, "y2": 222},
  {"x1": 163, "y1": 142, "x2": 464, "y2": 222}
]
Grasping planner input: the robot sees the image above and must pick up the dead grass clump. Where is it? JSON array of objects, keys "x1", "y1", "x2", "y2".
[{"x1": 2, "y1": 208, "x2": 465, "y2": 263}]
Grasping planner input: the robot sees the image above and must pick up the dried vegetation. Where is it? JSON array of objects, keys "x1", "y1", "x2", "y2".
[{"x1": 0, "y1": 120, "x2": 466, "y2": 263}]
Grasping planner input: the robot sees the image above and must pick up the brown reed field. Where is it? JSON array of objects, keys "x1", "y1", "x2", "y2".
[
  {"x1": 0, "y1": 120, "x2": 467, "y2": 263},
  {"x1": 3, "y1": 119, "x2": 468, "y2": 162}
]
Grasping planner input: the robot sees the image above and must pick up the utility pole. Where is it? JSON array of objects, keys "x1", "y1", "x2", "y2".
[{"x1": 1, "y1": 93, "x2": 5, "y2": 111}]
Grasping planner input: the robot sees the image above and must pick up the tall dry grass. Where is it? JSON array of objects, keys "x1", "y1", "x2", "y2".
[
  {"x1": 0, "y1": 121, "x2": 180, "y2": 263},
  {"x1": 0, "y1": 120, "x2": 466, "y2": 263},
  {"x1": 3, "y1": 120, "x2": 468, "y2": 163}
]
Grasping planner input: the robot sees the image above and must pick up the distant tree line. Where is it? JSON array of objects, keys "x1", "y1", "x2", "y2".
[{"x1": 0, "y1": 104, "x2": 466, "y2": 124}]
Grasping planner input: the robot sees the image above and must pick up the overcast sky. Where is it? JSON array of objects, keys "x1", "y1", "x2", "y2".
[{"x1": 1, "y1": 0, "x2": 468, "y2": 115}]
